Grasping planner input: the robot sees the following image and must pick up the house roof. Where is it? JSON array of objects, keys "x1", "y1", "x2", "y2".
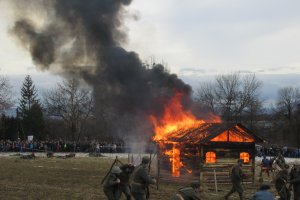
[{"x1": 160, "y1": 123, "x2": 263, "y2": 144}]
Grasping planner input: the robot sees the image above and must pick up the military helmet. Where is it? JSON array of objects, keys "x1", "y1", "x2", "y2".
[
  {"x1": 237, "y1": 159, "x2": 244, "y2": 163},
  {"x1": 142, "y1": 156, "x2": 150, "y2": 164},
  {"x1": 190, "y1": 180, "x2": 200, "y2": 188},
  {"x1": 111, "y1": 166, "x2": 122, "y2": 174}
]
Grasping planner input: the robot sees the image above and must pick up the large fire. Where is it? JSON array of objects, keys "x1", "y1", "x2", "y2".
[{"x1": 150, "y1": 92, "x2": 221, "y2": 177}]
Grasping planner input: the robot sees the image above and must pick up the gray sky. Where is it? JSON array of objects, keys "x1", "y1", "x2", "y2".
[
  {"x1": 0, "y1": 0, "x2": 300, "y2": 102},
  {"x1": 125, "y1": 0, "x2": 300, "y2": 75}
]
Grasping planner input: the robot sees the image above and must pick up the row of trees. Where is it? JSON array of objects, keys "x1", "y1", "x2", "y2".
[
  {"x1": 0, "y1": 73, "x2": 299, "y2": 146},
  {"x1": 196, "y1": 72, "x2": 300, "y2": 146},
  {"x1": 0, "y1": 75, "x2": 93, "y2": 141},
  {"x1": 196, "y1": 73, "x2": 262, "y2": 125}
]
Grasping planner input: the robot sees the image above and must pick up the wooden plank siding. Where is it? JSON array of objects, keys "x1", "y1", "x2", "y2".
[{"x1": 201, "y1": 159, "x2": 254, "y2": 184}]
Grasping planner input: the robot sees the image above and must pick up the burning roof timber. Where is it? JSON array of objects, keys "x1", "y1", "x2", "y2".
[{"x1": 155, "y1": 123, "x2": 263, "y2": 144}]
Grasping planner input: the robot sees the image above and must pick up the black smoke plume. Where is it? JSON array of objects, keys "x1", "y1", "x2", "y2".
[{"x1": 10, "y1": 0, "x2": 192, "y2": 138}]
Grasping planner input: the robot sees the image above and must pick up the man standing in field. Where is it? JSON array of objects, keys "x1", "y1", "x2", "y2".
[
  {"x1": 116, "y1": 164, "x2": 135, "y2": 200},
  {"x1": 274, "y1": 164, "x2": 290, "y2": 200},
  {"x1": 289, "y1": 164, "x2": 300, "y2": 200},
  {"x1": 103, "y1": 166, "x2": 122, "y2": 200},
  {"x1": 131, "y1": 156, "x2": 156, "y2": 200},
  {"x1": 224, "y1": 159, "x2": 244, "y2": 200}
]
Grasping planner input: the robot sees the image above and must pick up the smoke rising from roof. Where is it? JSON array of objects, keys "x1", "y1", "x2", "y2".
[{"x1": 9, "y1": 0, "x2": 191, "y2": 138}]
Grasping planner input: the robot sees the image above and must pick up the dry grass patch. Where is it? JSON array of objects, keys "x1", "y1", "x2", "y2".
[{"x1": 0, "y1": 156, "x2": 281, "y2": 199}]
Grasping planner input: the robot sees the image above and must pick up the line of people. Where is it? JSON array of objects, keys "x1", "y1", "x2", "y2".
[
  {"x1": 102, "y1": 156, "x2": 300, "y2": 199},
  {"x1": 102, "y1": 156, "x2": 201, "y2": 200},
  {"x1": 226, "y1": 157, "x2": 300, "y2": 200},
  {"x1": 103, "y1": 156, "x2": 157, "y2": 200},
  {"x1": 0, "y1": 139, "x2": 128, "y2": 153},
  {"x1": 256, "y1": 145, "x2": 300, "y2": 158}
]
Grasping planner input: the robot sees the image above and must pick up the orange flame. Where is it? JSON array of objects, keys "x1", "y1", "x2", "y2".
[
  {"x1": 151, "y1": 92, "x2": 221, "y2": 177},
  {"x1": 165, "y1": 143, "x2": 181, "y2": 177},
  {"x1": 151, "y1": 93, "x2": 211, "y2": 141}
]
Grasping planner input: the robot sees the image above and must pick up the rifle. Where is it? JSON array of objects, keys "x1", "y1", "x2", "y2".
[{"x1": 101, "y1": 156, "x2": 123, "y2": 185}]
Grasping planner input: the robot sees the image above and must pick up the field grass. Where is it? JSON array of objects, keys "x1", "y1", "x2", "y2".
[{"x1": 0, "y1": 156, "x2": 282, "y2": 199}]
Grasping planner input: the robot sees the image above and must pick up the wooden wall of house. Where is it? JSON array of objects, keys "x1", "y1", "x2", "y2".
[
  {"x1": 156, "y1": 142, "x2": 256, "y2": 185},
  {"x1": 156, "y1": 143, "x2": 201, "y2": 184},
  {"x1": 201, "y1": 159, "x2": 254, "y2": 184},
  {"x1": 200, "y1": 142, "x2": 255, "y2": 184}
]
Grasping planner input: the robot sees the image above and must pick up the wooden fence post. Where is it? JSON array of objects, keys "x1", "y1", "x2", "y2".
[{"x1": 213, "y1": 169, "x2": 218, "y2": 193}]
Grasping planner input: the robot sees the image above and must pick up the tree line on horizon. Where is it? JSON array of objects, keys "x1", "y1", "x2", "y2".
[
  {"x1": 196, "y1": 72, "x2": 300, "y2": 147},
  {"x1": 0, "y1": 73, "x2": 299, "y2": 147},
  {"x1": 0, "y1": 75, "x2": 94, "y2": 142}
]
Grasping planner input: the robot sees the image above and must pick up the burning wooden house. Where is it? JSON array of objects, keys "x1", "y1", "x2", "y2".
[
  {"x1": 150, "y1": 93, "x2": 263, "y2": 184},
  {"x1": 154, "y1": 122, "x2": 263, "y2": 184}
]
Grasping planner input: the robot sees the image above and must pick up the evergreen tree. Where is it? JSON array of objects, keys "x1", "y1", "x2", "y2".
[
  {"x1": 23, "y1": 103, "x2": 45, "y2": 139},
  {"x1": 18, "y1": 75, "x2": 39, "y2": 117},
  {"x1": 0, "y1": 114, "x2": 18, "y2": 140},
  {"x1": 18, "y1": 75, "x2": 45, "y2": 139}
]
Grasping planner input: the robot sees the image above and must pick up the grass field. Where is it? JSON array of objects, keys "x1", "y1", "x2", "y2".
[{"x1": 0, "y1": 155, "x2": 283, "y2": 199}]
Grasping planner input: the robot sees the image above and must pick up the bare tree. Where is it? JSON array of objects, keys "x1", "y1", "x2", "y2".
[
  {"x1": 0, "y1": 76, "x2": 14, "y2": 112},
  {"x1": 196, "y1": 73, "x2": 263, "y2": 123},
  {"x1": 196, "y1": 82, "x2": 217, "y2": 113},
  {"x1": 270, "y1": 87, "x2": 300, "y2": 146},
  {"x1": 235, "y1": 74, "x2": 263, "y2": 122},
  {"x1": 276, "y1": 86, "x2": 300, "y2": 122},
  {"x1": 44, "y1": 78, "x2": 94, "y2": 141},
  {"x1": 214, "y1": 73, "x2": 240, "y2": 121}
]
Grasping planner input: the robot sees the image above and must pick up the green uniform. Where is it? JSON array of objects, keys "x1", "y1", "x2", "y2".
[
  {"x1": 170, "y1": 186, "x2": 200, "y2": 200},
  {"x1": 274, "y1": 169, "x2": 290, "y2": 200},
  {"x1": 131, "y1": 164, "x2": 156, "y2": 200},
  {"x1": 289, "y1": 165, "x2": 300, "y2": 200},
  {"x1": 225, "y1": 164, "x2": 244, "y2": 200},
  {"x1": 103, "y1": 173, "x2": 120, "y2": 200},
  {"x1": 116, "y1": 164, "x2": 134, "y2": 200}
]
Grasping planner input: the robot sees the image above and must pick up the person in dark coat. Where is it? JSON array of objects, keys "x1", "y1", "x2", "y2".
[
  {"x1": 103, "y1": 166, "x2": 122, "y2": 200},
  {"x1": 289, "y1": 164, "x2": 300, "y2": 200},
  {"x1": 260, "y1": 155, "x2": 271, "y2": 177},
  {"x1": 131, "y1": 156, "x2": 156, "y2": 200},
  {"x1": 225, "y1": 159, "x2": 244, "y2": 200},
  {"x1": 251, "y1": 184, "x2": 275, "y2": 200},
  {"x1": 170, "y1": 180, "x2": 201, "y2": 200},
  {"x1": 274, "y1": 164, "x2": 290, "y2": 200},
  {"x1": 116, "y1": 164, "x2": 135, "y2": 200}
]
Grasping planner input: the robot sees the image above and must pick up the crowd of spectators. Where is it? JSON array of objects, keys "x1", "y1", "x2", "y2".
[
  {"x1": 0, "y1": 139, "x2": 129, "y2": 153},
  {"x1": 256, "y1": 144, "x2": 300, "y2": 158},
  {"x1": 2, "y1": 138, "x2": 299, "y2": 157}
]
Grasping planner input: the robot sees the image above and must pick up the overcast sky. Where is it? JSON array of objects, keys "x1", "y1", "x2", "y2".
[{"x1": 0, "y1": 0, "x2": 300, "y2": 101}]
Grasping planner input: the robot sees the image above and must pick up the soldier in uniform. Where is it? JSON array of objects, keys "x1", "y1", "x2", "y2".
[
  {"x1": 224, "y1": 159, "x2": 244, "y2": 200},
  {"x1": 274, "y1": 164, "x2": 290, "y2": 200},
  {"x1": 103, "y1": 166, "x2": 122, "y2": 200},
  {"x1": 289, "y1": 165, "x2": 300, "y2": 200},
  {"x1": 131, "y1": 156, "x2": 156, "y2": 200},
  {"x1": 170, "y1": 180, "x2": 201, "y2": 200},
  {"x1": 116, "y1": 164, "x2": 135, "y2": 200}
]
